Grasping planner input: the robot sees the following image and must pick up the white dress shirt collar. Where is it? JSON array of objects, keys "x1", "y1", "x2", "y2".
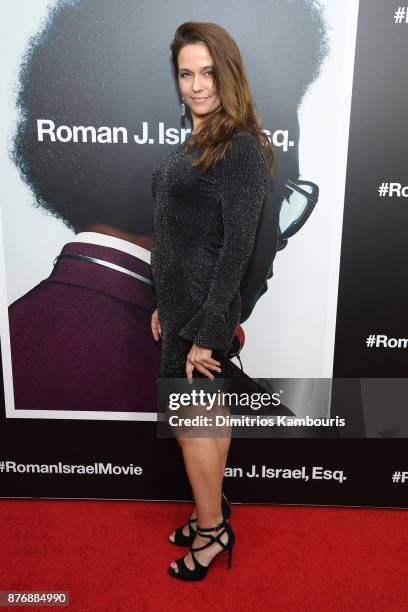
[{"x1": 73, "y1": 231, "x2": 151, "y2": 265}]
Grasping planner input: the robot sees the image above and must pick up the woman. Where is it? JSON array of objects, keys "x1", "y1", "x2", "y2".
[{"x1": 150, "y1": 21, "x2": 275, "y2": 581}]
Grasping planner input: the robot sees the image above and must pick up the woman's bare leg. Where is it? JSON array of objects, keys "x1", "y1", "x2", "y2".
[
  {"x1": 168, "y1": 435, "x2": 231, "y2": 541},
  {"x1": 169, "y1": 436, "x2": 231, "y2": 572},
  {"x1": 217, "y1": 436, "x2": 232, "y2": 478}
]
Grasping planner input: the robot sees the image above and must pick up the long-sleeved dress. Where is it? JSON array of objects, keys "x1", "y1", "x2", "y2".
[{"x1": 151, "y1": 127, "x2": 267, "y2": 378}]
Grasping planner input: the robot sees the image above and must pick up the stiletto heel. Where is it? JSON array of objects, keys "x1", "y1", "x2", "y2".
[
  {"x1": 168, "y1": 490, "x2": 232, "y2": 546},
  {"x1": 228, "y1": 545, "x2": 232, "y2": 569},
  {"x1": 168, "y1": 516, "x2": 235, "y2": 581}
]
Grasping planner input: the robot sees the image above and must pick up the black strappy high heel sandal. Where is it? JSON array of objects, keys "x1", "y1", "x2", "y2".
[
  {"x1": 168, "y1": 491, "x2": 232, "y2": 546},
  {"x1": 168, "y1": 515, "x2": 235, "y2": 581}
]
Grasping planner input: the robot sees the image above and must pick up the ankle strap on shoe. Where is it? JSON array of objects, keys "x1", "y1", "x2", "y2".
[{"x1": 196, "y1": 518, "x2": 226, "y2": 532}]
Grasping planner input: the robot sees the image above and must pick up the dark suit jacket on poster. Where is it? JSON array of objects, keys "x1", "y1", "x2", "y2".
[{"x1": 8, "y1": 241, "x2": 160, "y2": 412}]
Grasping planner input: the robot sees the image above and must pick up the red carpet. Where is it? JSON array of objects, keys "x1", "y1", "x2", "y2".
[{"x1": 0, "y1": 499, "x2": 407, "y2": 611}]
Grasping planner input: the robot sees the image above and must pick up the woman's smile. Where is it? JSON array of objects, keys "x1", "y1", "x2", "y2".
[{"x1": 191, "y1": 95, "x2": 212, "y2": 103}]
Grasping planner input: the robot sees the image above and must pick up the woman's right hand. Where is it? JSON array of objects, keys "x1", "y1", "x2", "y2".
[{"x1": 151, "y1": 308, "x2": 161, "y2": 341}]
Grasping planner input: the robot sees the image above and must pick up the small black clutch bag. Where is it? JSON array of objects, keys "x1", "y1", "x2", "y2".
[{"x1": 214, "y1": 345, "x2": 294, "y2": 418}]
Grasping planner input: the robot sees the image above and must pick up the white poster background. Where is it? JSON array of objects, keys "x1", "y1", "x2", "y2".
[{"x1": 0, "y1": 0, "x2": 360, "y2": 420}]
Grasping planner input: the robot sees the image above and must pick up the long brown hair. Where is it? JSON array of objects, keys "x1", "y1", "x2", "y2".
[{"x1": 171, "y1": 21, "x2": 275, "y2": 177}]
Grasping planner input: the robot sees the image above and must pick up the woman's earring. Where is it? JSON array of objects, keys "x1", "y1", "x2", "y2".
[{"x1": 180, "y1": 97, "x2": 185, "y2": 117}]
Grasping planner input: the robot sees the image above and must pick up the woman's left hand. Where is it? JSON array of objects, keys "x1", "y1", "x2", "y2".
[{"x1": 186, "y1": 343, "x2": 222, "y2": 383}]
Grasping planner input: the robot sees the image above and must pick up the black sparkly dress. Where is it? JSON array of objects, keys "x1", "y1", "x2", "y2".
[{"x1": 151, "y1": 128, "x2": 267, "y2": 378}]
